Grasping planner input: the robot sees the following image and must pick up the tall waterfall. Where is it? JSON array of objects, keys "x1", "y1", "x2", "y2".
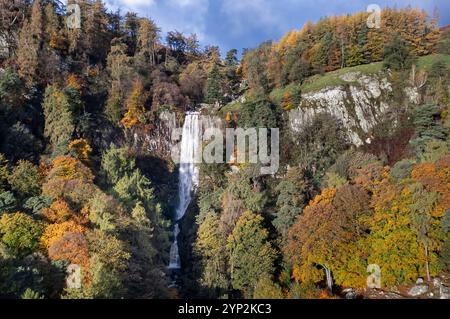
[{"x1": 168, "y1": 113, "x2": 201, "y2": 270}]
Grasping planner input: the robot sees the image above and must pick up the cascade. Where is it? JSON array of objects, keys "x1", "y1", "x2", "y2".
[{"x1": 168, "y1": 112, "x2": 201, "y2": 270}]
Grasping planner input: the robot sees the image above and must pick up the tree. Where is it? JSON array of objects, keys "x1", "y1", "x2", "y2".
[
  {"x1": 0, "y1": 191, "x2": 16, "y2": 213},
  {"x1": 23, "y1": 196, "x2": 52, "y2": 216},
  {"x1": 286, "y1": 186, "x2": 371, "y2": 290},
  {"x1": 42, "y1": 86, "x2": 75, "y2": 156},
  {"x1": 8, "y1": 161, "x2": 42, "y2": 199},
  {"x1": 106, "y1": 41, "x2": 133, "y2": 123},
  {"x1": 367, "y1": 176, "x2": 440, "y2": 287},
  {"x1": 274, "y1": 167, "x2": 311, "y2": 241},
  {"x1": 205, "y1": 64, "x2": 224, "y2": 106},
  {"x1": 48, "y1": 232, "x2": 90, "y2": 270},
  {"x1": 179, "y1": 62, "x2": 207, "y2": 104},
  {"x1": 101, "y1": 145, "x2": 136, "y2": 186},
  {"x1": 194, "y1": 213, "x2": 229, "y2": 296},
  {"x1": 0, "y1": 68, "x2": 25, "y2": 112},
  {"x1": 391, "y1": 159, "x2": 415, "y2": 181},
  {"x1": 16, "y1": 0, "x2": 43, "y2": 87},
  {"x1": 84, "y1": 230, "x2": 130, "y2": 299},
  {"x1": 241, "y1": 42, "x2": 272, "y2": 95},
  {"x1": 42, "y1": 156, "x2": 95, "y2": 206},
  {"x1": 121, "y1": 80, "x2": 146, "y2": 129},
  {"x1": 123, "y1": 12, "x2": 140, "y2": 56},
  {"x1": 113, "y1": 169, "x2": 155, "y2": 211},
  {"x1": 383, "y1": 34, "x2": 415, "y2": 71},
  {"x1": 441, "y1": 210, "x2": 450, "y2": 271},
  {"x1": 227, "y1": 211, "x2": 276, "y2": 297},
  {"x1": 0, "y1": 212, "x2": 43, "y2": 257},
  {"x1": 88, "y1": 191, "x2": 124, "y2": 232},
  {"x1": 294, "y1": 113, "x2": 348, "y2": 183},
  {"x1": 411, "y1": 104, "x2": 448, "y2": 159},
  {"x1": 42, "y1": 200, "x2": 77, "y2": 224},
  {"x1": 40, "y1": 221, "x2": 86, "y2": 251},
  {"x1": 2, "y1": 122, "x2": 42, "y2": 162},
  {"x1": 83, "y1": 0, "x2": 111, "y2": 64},
  {"x1": 225, "y1": 49, "x2": 238, "y2": 67},
  {"x1": 136, "y1": 18, "x2": 160, "y2": 66},
  {"x1": 21, "y1": 288, "x2": 44, "y2": 299},
  {"x1": 0, "y1": 153, "x2": 8, "y2": 192},
  {"x1": 69, "y1": 139, "x2": 93, "y2": 165},
  {"x1": 238, "y1": 97, "x2": 279, "y2": 129},
  {"x1": 253, "y1": 276, "x2": 284, "y2": 299},
  {"x1": 409, "y1": 183, "x2": 439, "y2": 282}
]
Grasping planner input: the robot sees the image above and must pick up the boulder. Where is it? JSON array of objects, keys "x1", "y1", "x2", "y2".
[
  {"x1": 408, "y1": 284, "x2": 429, "y2": 297},
  {"x1": 342, "y1": 288, "x2": 357, "y2": 299},
  {"x1": 440, "y1": 285, "x2": 450, "y2": 299}
]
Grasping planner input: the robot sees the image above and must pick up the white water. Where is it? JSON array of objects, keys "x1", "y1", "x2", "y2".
[{"x1": 168, "y1": 113, "x2": 201, "y2": 270}]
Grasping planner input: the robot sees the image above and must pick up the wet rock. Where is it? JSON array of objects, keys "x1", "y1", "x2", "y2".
[
  {"x1": 408, "y1": 284, "x2": 429, "y2": 297},
  {"x1": 440, "y1": 285, "x2": 450, "y2": 299},
  {"x1": 343, "y1": 288, "x2": 357, "y2": 299}
]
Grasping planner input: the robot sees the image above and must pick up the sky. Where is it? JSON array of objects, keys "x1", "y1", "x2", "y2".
[{"x1": 105, "y1": 0, "x2": 450, "y2": 56}]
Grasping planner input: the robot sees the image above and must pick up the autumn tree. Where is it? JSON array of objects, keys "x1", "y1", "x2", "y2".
[
  {"x1": 121, "y1": 80, "x2": 146, "y2": 129},
  {"x1": 253, "y1": 276, "x2": 284, "y2": 299},
  {"x1": 135, "y1": 18, "x2": 160, "y2": 66},
  {"x1": 84, "y1": 0, "x2": 111, "y2": 64},
  {"x1": 0, "y1": 212, "x2": 43, "y2": 257},
  {"x1": 409, "y1": 183, "x2": 439, "y2": 281},
  {"x1": 16, "y1": 0, "x2": 43, "y2": 87},
  {"x1": 69, "y1": 139, "x2": 93, "y2": 165},
  {"x1": 48, "y1": 231, "x2": 90, "y2": 270},
  {"x1": 42, "y1": 156, "x2": 96, "y2": 207},
  {"x1": 8, "y1": 160, "x2": 42, "y2": 200},
  {"x1": 106, "y1": 40, "x2": 133, "y2": 123},
  {"x1": 286, "y1": 186, "x2": 371, "y2": 290},
  {"x1": 41, "y1": 199, "x2": 81, "y2": 224}
]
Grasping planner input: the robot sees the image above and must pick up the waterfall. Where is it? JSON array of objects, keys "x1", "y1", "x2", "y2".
[{"x1": 168, "y1": 112, "x2": 201, "y2": 270}]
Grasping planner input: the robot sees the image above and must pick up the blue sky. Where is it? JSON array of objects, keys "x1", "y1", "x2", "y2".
[{"x1": 105, "y1": 0, "x2": 450, "y2": 56}]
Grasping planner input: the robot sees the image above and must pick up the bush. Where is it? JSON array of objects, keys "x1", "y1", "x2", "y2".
[{"x1": 390, "y1": 159, "x2": 415, "y2": 181}]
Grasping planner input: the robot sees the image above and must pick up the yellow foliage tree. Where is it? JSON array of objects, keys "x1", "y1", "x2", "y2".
[
  {"x1": 121, "y1": 80, "x2": 146, "y2": 129},
  {"x1": 40, "y1": 221, "x2": 86, "y2": 251},
  {"x1": 69, "y1": 139, "x2": 93, "y2": 164}
]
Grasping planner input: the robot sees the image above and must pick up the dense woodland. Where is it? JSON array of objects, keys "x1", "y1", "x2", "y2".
[{"x1": 0, "y1": 0, "x2": 450, "y2": 299}]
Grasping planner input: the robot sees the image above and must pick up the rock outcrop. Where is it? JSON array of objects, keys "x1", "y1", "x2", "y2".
[{"x1": 289, "y1": 72, "x2": 420, "y2": 146}]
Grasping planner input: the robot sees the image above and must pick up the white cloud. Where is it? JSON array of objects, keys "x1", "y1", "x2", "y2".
[{"x1": 220, "y1": 0, "x2": 286, "y2": 36}]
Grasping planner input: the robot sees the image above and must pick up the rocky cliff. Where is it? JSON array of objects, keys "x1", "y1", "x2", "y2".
[{"x1": 289, "y1": 72, "x2": 421, "y2": 146}]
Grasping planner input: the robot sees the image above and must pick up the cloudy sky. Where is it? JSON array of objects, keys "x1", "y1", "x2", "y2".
[{"x1": 105, "y1": 0, "x2": 450, "y2": 55}]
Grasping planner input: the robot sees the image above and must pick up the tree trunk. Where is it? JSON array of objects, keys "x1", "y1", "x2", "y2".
[{"x1": 424, "y1": 244, "x2": 431, "y2": 282}]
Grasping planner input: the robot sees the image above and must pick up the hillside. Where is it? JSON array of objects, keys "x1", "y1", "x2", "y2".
[{"x1": 0, "y1": 1, "x2": 449, "y2": 300}]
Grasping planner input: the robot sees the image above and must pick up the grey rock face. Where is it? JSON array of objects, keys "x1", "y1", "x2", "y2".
[{"x1": 289, "y1": 72, "x2": 420, "y2": 146}]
